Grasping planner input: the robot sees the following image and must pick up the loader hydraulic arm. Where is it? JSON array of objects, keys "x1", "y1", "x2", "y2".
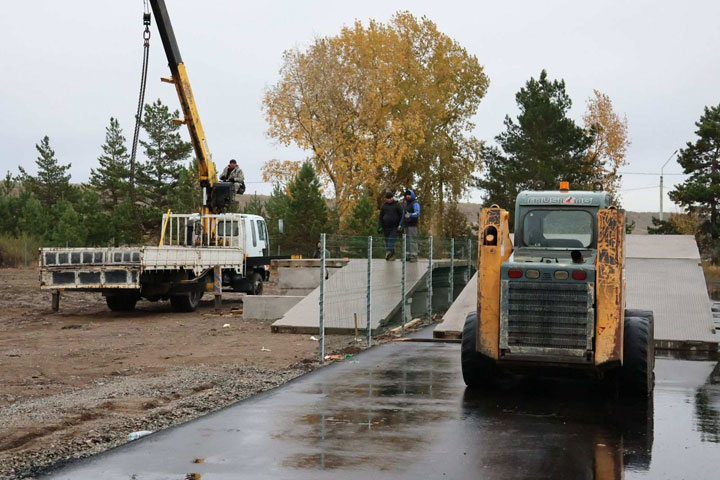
[{"x1": 149, "y1": 0, "x2": 217, "y2": 206}]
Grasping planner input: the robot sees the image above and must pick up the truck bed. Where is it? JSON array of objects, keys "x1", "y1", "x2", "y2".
[{"x1": 40, "y1": 246, "x2": 246, "y2": 290}]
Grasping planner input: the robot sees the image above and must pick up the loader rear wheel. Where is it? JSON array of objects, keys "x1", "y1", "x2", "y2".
[
  {"x1": 621, "y1": 315, "x2": 655, "y2": 397},
  {"x1": 170, "y1": 287, "x2": 203, "y2": 312},
  {"x1": 461, "y1": 312, "x2": 498, "y2": 388},
  {"x1": 106, "y1": 293, "x2": 138, "y2": 312}
]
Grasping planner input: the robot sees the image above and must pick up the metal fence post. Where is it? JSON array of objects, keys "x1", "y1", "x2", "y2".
[
  {"x1": 401, "y1": 233, "x2": 407, "y2": 335},
  {"x1": 426, "y1": 236, "x2": 433, "y2": 318},
  {"x1": 319, "y1": 233, "x2": 326, "y2": 362},
  {"x1": 449, "y1": 238, "x2": 455, "y2": 306},
  {"x1": 366, "y1": 235, "x2": 372, "y2": 347},
  {"x1": 466, "y1": 237, "x2": 472, "y2": 283}
]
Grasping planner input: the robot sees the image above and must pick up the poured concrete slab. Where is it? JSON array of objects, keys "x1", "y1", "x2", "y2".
[
  {"x1": 434, "y1": 272, "x2": 477, "y2": 339},
  {"x1": 626, "y1": 258, "x2": 716, "y2": 349},
  {"x1": 272, "y1": 259, "x2": 429, "y2": 334},
  {"x1": 243, "y1": 295, "x2": 303, "y2": 321},
  {"x1": 626, "y1": 234, "x2": 700, "y2": 259},
  {"x1": 433, "y1": 235, "x2": 718, "y2": 350},
  {"x1": 271, "y1": 259, "x2": 469, "y2": 334}
]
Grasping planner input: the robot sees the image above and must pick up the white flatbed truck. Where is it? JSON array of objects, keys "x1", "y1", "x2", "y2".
[{"x1": 40, "y1": 213, "x2": 280, "y2": 312}]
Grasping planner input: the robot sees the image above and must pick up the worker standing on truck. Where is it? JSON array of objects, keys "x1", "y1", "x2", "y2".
[
  {"x1": 401, "y1": 189, "x2": 420, "y2": 262},
  {"x1": 377, "y1": 191, "x2": 404, "y2": 261},
  {"x1": 220, "y1": 159, "x2": 246, "y2": 194}
]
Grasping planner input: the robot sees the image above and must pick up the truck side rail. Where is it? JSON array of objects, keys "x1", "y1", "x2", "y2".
[{"x1": 160, "y1": 213, "x2": 245, "y2": 248}]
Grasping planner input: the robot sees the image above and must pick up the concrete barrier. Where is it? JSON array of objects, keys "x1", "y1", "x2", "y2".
[{"x1": 244, "y1": 295, "x2": 304, "y2": 321}]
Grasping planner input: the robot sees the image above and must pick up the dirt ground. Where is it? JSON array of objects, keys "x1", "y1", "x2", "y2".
[{"x1": 0, "y1": 268, "x2": 359, "y2": 479}]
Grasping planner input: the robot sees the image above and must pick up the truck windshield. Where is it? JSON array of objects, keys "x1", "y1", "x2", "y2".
[{"x1": 522, "y1": 210, "x2": 593, "y2": 248}]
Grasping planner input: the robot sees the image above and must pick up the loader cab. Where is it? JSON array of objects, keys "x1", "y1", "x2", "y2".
[
  {"x1": 498, "y1": 187, "x2": 612, "y2": 364},
  {"x1": 512, "y1": 189, "x2": 611, "y2": 264}
]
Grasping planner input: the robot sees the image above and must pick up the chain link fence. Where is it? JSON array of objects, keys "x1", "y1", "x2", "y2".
[{"x1": 317, "y1": 233, "x2": 476, "y2": 361}]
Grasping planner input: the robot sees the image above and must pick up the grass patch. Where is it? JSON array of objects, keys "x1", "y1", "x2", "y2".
[
  {"x1": 703, "y1": 262, "x2": 720, "y2": 283},
  {"x1": 0, "y1": 234, "x2": 42, "y2": 268}
]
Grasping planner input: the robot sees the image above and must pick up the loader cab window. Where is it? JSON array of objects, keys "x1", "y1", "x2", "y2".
[
  {"x1": 522, "y1": 210, "x2": 593, "y2": 249},
  {"x1": 257, "y1": 220, "x2": 265, "y2": 241}
]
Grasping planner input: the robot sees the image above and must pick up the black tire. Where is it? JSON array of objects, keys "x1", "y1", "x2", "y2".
[
  {"x1": 170, "y1": 287, "x2": 203, "y2": 312},
  {"x1": 621, "y1": 316, "x2": 654, "y2": 396},
  {"x1": 625, "y1": 309, "x2": 655, "y2": 373},
  {"x1": 248, "y1": 272, "x2": 263, "y2": 296},
  {"x1": 106, "y1": 292, "x2": 138, "y2": 312},
  {"x1": 461, "y1": 312, "x2": 498, "y2": 388}
]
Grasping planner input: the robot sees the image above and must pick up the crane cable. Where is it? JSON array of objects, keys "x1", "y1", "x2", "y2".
[{"x1": 128, "y1": 2, "x2": 152, "y2": 231}]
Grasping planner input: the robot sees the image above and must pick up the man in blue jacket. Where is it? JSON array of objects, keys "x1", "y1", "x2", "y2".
[{"x1": 400, "y1": 189, "x2": 420, "y2": 262}]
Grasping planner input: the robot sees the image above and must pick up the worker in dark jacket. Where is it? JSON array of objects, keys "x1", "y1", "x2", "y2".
[
  {"x1": 377, "y1": 191, "x2": 404, "y2": 260},
  {"x1": 400, "y1": 189, "x2": 420, "y2": 262},
  {"x1": 220, "y1": 159, "x2": 246, "y2": 194}
]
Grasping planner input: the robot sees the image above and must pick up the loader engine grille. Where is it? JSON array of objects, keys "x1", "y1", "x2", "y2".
[{"x1": 501, "y1": 281, "x2": 593, "y2": 354}]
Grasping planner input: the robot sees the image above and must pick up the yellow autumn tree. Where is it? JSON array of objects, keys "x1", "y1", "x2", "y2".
[
  {"x1": 261, "y1": 159, "x2": 302, "y2": 191},
  {"x1": 263, "y1": 12, "x2": 489, "y2": 228},
  {"x1": 583, "y1": 90, "x2": 630, "y2": 200}
]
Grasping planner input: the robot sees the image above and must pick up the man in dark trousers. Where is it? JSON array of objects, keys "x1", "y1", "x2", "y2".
[
  {"x1": 378, "y1": 191, "x2": 404, "y2": 260},
  {"x1": 400, "y1": 189, "x2": 420, "y2": 262}
]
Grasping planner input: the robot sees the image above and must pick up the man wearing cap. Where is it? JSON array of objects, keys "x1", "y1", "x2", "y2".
[
  {"x1": 220, "y1": 159, "x2": 246, "y2": 194},
  {"x1": 377, "y1": 191, "x2": 404, "y2": 260},
  {"x1": 400, "y1": 189, "x2": 420, "y2": 262}
]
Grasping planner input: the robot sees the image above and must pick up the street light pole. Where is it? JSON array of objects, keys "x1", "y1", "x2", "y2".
[{"x1": 660, "y1": 149, "x2": 678, "y2": 221}]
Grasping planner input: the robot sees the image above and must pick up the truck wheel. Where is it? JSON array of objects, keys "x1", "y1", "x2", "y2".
[
  {"x1": 106, "y1": 293, "x2": 138, "y2": 312},
  {"x1": 461, "y1": 312, "x2": 498, "y2": 388},
  {"x1": 249, "y1": 272, "x2": 263, "y2": 296},
  {"x1": 170, "y1": 287, "x2": 203, "y2": 312},
  {"x1": 621, "y1": 316, "x2": 654, "y2": 396}
]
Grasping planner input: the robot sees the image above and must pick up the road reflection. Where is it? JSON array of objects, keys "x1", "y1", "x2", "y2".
[
  {"x1": 460, "y1": 377, "x2": 653, "y2": 480},
  {"x1": 694, "y1": 362, "x2": 720, "y2": 443},
  {"x1": 278, "y1": 345, "x2": 462, "y2": 471}
]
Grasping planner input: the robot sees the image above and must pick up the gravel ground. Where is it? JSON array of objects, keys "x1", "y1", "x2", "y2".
[
  {"x1": 0, "y1": 363, "x2": 313, "y2": 479},
  {"x1": 0, "y1": 268, "x2": 433, "y2": 479}
]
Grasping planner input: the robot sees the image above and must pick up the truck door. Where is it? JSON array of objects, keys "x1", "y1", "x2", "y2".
[{"x1": 257, "y1": 219, "x2": 269, "y2": 256}]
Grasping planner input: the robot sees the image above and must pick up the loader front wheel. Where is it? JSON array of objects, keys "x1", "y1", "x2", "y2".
[
  {"x1": 621, "y1": 315, "x2": 655, "y2": 397},
  {"x1": 106, "y1": 292, "x2": 138, "y2": 312},
  {"x1": 461, "y1": 312, "x2": 498, "y2": 388}
]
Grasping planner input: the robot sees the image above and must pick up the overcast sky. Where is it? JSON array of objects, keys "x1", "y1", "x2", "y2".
[{"x1": 1, "y1": 0, "x2": 718, "y2": 212}]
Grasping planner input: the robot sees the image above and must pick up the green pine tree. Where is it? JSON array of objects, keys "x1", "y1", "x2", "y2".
[
  {"x1": 90, "y1": 118, "x2": 131, "y2": 210},
  {"x1": 139, "y1": 99, "x2": 193, "y2": 218},
  {"x1": 76, "y1": 189, "x2": 112, "y2": 246},
  {"x1": 284, "y1": 163, "x2": 331, "y2": 255},
  {"x1": 668, "y1": 104, "x2": 720, "y2": 262},
  {"x1": 241, "y1": 193, "x2": 266, "y2": 217},
  {"x1": 264, "y1": 184, "x2": 290, "y2": 254},
  {"x1": 50, "y1": 200, "x2": 86, "y2": 247},
  {"x1": 168, "y1": 161, "x2": 202, "y2": 213},
  {"x1": 442, "y1": 201, "x2": 471, "y2": 239},
  {"x1": 344, "y1": 192, "x2": 377, "y2": 236},
  {"x1": 477, "y1": 70, "x2": 598, "y2": 221},
  {"x1": 18, "y1": 136, "x2": 77, "y2": 208},
  {"x1": 17, "y1": 192, "x2": 49, "y2": 240}
]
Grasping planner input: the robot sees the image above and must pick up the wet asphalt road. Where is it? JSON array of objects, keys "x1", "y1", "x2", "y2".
[{"x1": 45, "y1": 338, "x2": 720, "y2": 480}]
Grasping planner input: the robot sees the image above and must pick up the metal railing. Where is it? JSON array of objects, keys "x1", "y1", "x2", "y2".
[
  {"x1": 159, "y1": 213, "x2": 245, "y2": 248},
  {"x1": 317, "y1": 233, "x2": 476, "y2": 362}
]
